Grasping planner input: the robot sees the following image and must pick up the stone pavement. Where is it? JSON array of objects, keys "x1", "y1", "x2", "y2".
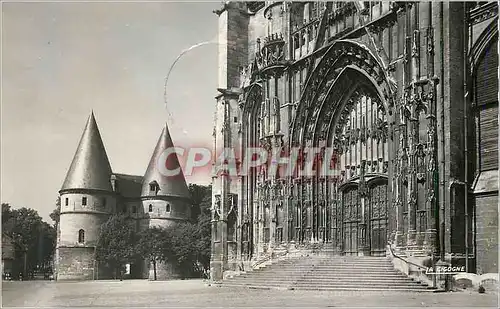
[{"x1": 2, "y1": 279, "x2": 498, "y2": 308}]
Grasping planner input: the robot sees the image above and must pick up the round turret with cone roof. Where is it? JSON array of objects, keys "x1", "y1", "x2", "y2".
[
  {"x1": 56, "y1": 112, "x2": 117, "y2": 280},
  {"x1": 140, "y1": 122, "x2": 192, "y2": 280}
]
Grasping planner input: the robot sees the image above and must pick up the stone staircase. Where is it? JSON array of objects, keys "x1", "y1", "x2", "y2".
[{"x1": 220, "y1": 255, "x2": 435, "y2": 292}]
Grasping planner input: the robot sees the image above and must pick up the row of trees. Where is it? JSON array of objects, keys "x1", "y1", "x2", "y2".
[
  {"x1": 95, "y1": 184, "x2": 212, "y2": 280},
  {"x1": 2, "y1": 203, "x2": 57, "y2": 279}
]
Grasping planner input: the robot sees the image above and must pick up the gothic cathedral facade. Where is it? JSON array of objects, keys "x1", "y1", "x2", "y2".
[{"x1": 211, "y1": 2, "x2": 498, "y2": 281}]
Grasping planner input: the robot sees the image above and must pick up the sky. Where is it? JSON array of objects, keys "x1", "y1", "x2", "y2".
[{"x1": 1, "y1": 1, "x2": 222, "y2": 222}]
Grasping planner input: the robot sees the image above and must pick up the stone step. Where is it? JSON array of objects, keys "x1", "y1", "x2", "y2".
[
  {"x1": 225, "y1": 280, "x2": 294, "y2": 286},
  {"x1": 242, "y1": 270, "x2": 403, "y2": 276},
  {"x1": 222, "y1": 256, "x2": 428, "y2": 292},
  {"x1": 249, "y1": 269, "x2": 401, "y2": 275},
  {"x1": 297, "y1": 274, "x2": 410, "y2": 280},
  {"x1": 290, "y1": 286, "x2": 434, "y2": 292},
  {"x1": 239, "y1": 273, "x2": 409, "y2": 280},
  {"x1": 230, "y1": 277, "x2": 421, "y2": 285},
  {"x1": 296, "y1": 280, "x2": 424, "y2": 286},
  {"x1": 313, "y1": 264, "x2": 394, "y2": 270},
  {"x1": 297, "y1": 277, "x2": 420, "y2": 283},
  {"x1": 278, "y1": 260, "x2": 392, "y2": 265},
  {"x1": 293, "y1": 283, "x2": 428, "y2": 288},
  {"x1": 222, "y1": 283, "x2": 431, "y2": 291}
]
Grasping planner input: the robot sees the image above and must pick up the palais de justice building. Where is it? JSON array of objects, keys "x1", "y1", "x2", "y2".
[
  {"x1": 211, "y1": 1, "x2": 498, "y2": 281},
  {"x1": 56, "y1": 113, "x2": 191, "y2": 280}
]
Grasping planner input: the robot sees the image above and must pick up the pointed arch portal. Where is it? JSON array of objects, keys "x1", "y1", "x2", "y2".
[
  {"x1": 287, "y1": 40, "x2": 393, "y2": 256},
  {"x1": 239, "y1": 40, "x2": 395, "y2": 256}
]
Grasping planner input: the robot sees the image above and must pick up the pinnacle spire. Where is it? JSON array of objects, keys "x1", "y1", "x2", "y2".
[
  {"x1": 61, "y1": 112, "x2": 113, "y2": 192},
  {"x1": 141, "y1": 122, "x2": 190, "y2": 198}
]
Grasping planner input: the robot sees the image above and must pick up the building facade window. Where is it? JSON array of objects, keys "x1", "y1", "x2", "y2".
[
  {"x1": 166, "y1": 204, "x2": 171, "y2": 212},
  {"x1": 102, "y1": 197, "x2": 106, "y2": 207},
  {"x1": 82, "y1": 197, "x2": 87, "y2": 206},
  {"x1": 149, "y1": 204, "x2": 153, "y2": 212},
  {"x1": 132, "y1": 206, "x2": 137, "y2": 213},
  {"x1": 65, "y1": 198, "x2": 68, "y2": 206},
  {"x1": 78, "y1": 229, "x2": 85, "y2": 243}
]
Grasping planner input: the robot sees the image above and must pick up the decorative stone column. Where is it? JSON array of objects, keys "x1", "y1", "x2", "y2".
[{"x1": 359, "y1": 160, "x2": 370, "y2": 256}]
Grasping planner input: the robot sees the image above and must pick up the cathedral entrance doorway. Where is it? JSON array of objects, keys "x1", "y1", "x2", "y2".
[
  {"x1": 368, "y1": 181, "x2": 388, "y2": 256},
  {"x1": 340, "y1": 181, "x2": 388, "y2": 256},
  {"x1": 342, "y1": 186, "x2": 360, "y2": 255}
]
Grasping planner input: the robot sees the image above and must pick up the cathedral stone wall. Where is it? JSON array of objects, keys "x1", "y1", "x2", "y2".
[
  {"x1": 211, "y1": 1, "x2": 499, "y2": 282},
  {"x1": 475, "y1": 194, "x2": 499, "y2": 274}
]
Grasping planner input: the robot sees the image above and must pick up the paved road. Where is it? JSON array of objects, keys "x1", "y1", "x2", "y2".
[{"x1": 2, "y1": 279, "x2": 498, "y2": 308}]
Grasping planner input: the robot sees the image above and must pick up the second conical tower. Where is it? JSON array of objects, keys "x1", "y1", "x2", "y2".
[{"x1": 140, "y1": 122, "x2": 192, "y2": 280}]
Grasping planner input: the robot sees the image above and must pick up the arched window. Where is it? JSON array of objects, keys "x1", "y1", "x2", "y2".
[
  {"x1": 78, "y1": 229, "x2": 85, "y2": 243},
  {"x1": 149, "y1": 204, "x2": 153, "y2": 212},
  {"x1": 166, "y1": 204, "x2": 171, "y2": 212}
]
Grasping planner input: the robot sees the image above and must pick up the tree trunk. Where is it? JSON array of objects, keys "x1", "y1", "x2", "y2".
[
  {"x1": 23, "y1": 251, "x2": 27, "y2": 279},
  {"x1": 153, "y1": 259, "x2": 157, "y2": 281}
]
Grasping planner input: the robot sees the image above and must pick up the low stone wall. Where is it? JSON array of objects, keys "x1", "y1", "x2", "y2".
[
  {"x1": 453, "y1": 273, "x2": 499, "y2": 292},
  {"x1": 387, "y1": 248, "x2": 435, "y2": 288}
]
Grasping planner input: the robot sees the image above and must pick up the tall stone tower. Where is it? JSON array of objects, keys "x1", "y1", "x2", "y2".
[
  {"x1": 56, "y1": 112, "x2": 116, "y2": 280},
  {"x1": 140, "y1": 123, "x2": 192, "y2": 279}
]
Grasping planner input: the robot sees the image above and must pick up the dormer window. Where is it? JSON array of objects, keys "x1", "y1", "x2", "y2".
[{"x1": 149, "y1": 181, "x2": 159, "y2": 196}]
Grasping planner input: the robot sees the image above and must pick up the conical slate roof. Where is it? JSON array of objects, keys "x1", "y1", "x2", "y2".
[
  {"x1": 60, "y1": 112, "x2": 113, "y2": 192},
  {"x1": 141, "y1": 123, "x2": 190, "y2": 198}
]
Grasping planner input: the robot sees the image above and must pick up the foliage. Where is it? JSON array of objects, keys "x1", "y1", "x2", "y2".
[
  {"x1": 2, "y1": 203, "x2": 13, "y2": 225},
  {"x1": 188, "y1": 184, "x2": 212, "y2": 222},
  {"x1": 1, "y1": 204, "x2": 56, "y2": 278},
  {"x1": 49, "y1": 197, "x2": 61, "y2": 227},
  {"x1": 136, "y1": 227, "x2": 170, "y2": 280},
  {"x1": 132, "y1": 184, "x2": 212, "y2": 279},
  {"x1": 187, "y1": 183, "x2": 212, "y2": 276},
  {"x1": 95, "y1": 214, "x2": 139, "y2": 277},
  {"x1": 165, "y1": 218, "x2": 210, "y2": 278},
  {"x1": 195, "y1": 203, "x2": 211, "y2": 273}
]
